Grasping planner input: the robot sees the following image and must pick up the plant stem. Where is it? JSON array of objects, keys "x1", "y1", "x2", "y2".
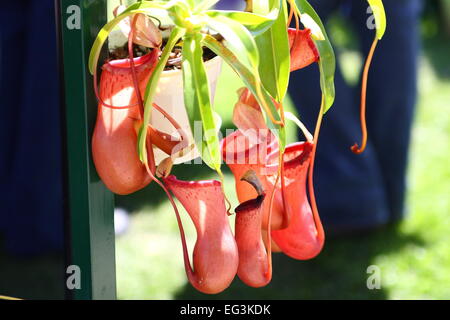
[
  {"x1": 308, "y1": 95, "x2": 325, "y2": 244},
  {"x1": 277, "y1": 102, "x2": 289, "y2": 228},
  {"x1": 128, "y1": 15, "x2": 144, "y2": 117},
  {"x1": 144, "y1": 164, "x2": 195, "y2": 279},
  {"x1": 129, "y1": 15, "x2": 157, "y2": 173}
]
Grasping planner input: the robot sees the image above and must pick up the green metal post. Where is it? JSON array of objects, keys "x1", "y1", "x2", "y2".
[{"x1": 57, "y1": 0, "x2": 116, "y2": 300}]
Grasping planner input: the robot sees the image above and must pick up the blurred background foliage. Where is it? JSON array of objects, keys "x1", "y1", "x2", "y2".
[{"x1": 0, "y1": 0, "x2": 449, "y2": 300}]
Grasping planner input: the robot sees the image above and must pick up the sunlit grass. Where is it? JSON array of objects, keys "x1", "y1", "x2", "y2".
[{"x1": 370, "y1": 54, "x2": 450, "y2": 300}]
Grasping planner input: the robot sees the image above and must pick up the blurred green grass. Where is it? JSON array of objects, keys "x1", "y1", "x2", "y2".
[{"x1": 115, "y1": 27, "x2": 450, "y2": 299}]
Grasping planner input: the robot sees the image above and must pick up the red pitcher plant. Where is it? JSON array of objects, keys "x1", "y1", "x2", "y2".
[{"x1": 88, "y1": 0, "x2": 387, "y2": 294}]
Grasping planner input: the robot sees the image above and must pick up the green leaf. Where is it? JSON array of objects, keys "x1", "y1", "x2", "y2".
[
  {"x1": 182, "y1": 33, "x2": 222, "y2": 172},
  {"x1": 253, "y1": 0, "x2": 290, "y2": 102},
  {"x1": 205, "y1": 3, "x2": 280, "y2": 36},
  {"x1": 299, "y1": 13, "x2": 325, "y2": 40},
  {"x1": 194, "y1": 0, "x2": 220, "y2": 13},
  {"x1": 284, "y1": 111, "x2": 313, "y2": 142},
  {"x1": 367, "y1": 0, "x2": 387, "y2": 40},
  {"x1": 202, "y1": 34, "x2": 286, "y2": 151},
  {"x1": 138, "y1": 27, "x2": 185, "y2": 164},
  {"x1": 295, "y1": 0, "x2": 336, "y2": 113},
  {"x1": 204, "y1": 15, "x2": 260, "y2": 72}
]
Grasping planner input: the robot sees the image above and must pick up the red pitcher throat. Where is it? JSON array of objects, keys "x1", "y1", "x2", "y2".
[
  {"x1": 92, "y1": 50, "x2": 159, "y2": 195},
  {"x1": 99, "y1": 50, "x2": 160, "y2": 117},
  {"x1": 223, "y1": 133, "x2": 324, "y2": 259},
  {"x1": 103, "y1": 50, "x2": 158, "y2": 72},
  {"x1": 288, "y1": 28, "x2": 319, "y2": 72},
  {"x1": 222, "y1": 130, "x2": 286, "y2": 230},
  {"x1": 271, "y1": 142, "x2": 325, "y2": 260},
  {"x1": 164, "y1": 176, "x2": 239, "y2": 295},
  {"x1": 235, "y1": 194, "x2": 272, "y2": 288}
]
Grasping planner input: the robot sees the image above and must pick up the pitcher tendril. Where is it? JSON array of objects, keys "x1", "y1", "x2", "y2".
[{"x1": 351, "y1": 36, "x2": 379, "y2": 155}]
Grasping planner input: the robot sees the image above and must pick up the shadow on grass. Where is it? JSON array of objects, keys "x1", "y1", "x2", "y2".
[{"x1": 174, "y1": 223, "x2": 425, "y2": 300}]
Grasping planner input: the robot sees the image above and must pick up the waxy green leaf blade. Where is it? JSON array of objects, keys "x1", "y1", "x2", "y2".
[
  {"x1": 138, "y1": 27, "x2": 185, "y2": 164},
  {"x1": 205, "y1": 15, "x2": 260, "y2": 73},
  {"x1": 253, "y1": 0, "x2": 290, "y2": 102},
  {"x1": 182, "y1": 33, "x2": 222, "y2": 171},
  {"x1": 202, "y1": 35, "x2": 286, "y2": 151},
  {"x1": 295, "y1": 0, "x2": 336, "y2": 113},
  {"x1": 205, "y1": 3, "x2": 280, "y2": 36}
]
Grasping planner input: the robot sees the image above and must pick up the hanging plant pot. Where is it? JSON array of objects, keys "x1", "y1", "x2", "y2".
[{"x1": 151, "y1": 56, "x2": 223, "y2": 165}]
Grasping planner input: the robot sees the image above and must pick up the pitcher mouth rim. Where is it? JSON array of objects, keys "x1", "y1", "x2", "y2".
[
  {"x1": 104, "y1": 51, "x2": 155, "y2": 70},
  {"x1": 164, "y1": 175, "x2": 222, "y2": 188},
  {"x1": 103, "y1": 52, "x2": 221, "y2": 77}
]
